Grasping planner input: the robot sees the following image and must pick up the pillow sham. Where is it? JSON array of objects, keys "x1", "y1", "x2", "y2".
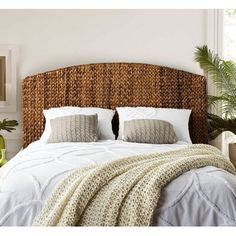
[
  {"x1": 40, "y1": 107, "x2": 115, "y2": 142},
  {"x1": 47, "y1": 114, "x2": 98, "y2": 143},
  {"x1": 123, "y1": 119, "x2": 178, "y2": 144},
  {"x1": 116, "y1": 107, "x2": 192, "y2": 143}
]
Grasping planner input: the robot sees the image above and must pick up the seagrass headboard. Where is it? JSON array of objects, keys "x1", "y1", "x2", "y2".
[{"x1": 22, "y1": 62, "x2": 207, "y2": 148}]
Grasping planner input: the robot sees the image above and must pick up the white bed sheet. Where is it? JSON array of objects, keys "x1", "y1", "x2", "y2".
[{"x1": 0, "y1": 140, "x2": 236, "y2": 226}]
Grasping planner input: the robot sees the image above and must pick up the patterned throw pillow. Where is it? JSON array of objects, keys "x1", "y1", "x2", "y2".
[
  {"x1": 47, "y1": 114, "x2": 98, "y2": 143},
  {"x1": 123, "y1": 119, "x2": 178, "y2": 144}
]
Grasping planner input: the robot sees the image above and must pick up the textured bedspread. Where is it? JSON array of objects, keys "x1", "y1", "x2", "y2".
[
  {"x1": 33, "y1": 144, "x2": 235, "y2": 226},
  {"x1": 1, "y1": 140, "x2": 236, "y2": 226}
]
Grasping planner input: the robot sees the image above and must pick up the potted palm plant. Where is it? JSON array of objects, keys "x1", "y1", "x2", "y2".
[
  {"x1": 0, "y1": 118, "x2": 18, "y2": 167},
  {"x1": 194, "y1": 45, "x2": 236, "y2": 158}
]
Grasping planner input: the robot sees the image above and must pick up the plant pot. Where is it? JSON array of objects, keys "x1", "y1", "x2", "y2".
[{"x1": 229, "y1": 143, "x2": 236, "y2": 167}]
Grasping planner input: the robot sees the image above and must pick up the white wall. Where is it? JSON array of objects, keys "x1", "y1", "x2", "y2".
[{"x1": 0, "y1": 9, "x2": 208, "y2": 158}]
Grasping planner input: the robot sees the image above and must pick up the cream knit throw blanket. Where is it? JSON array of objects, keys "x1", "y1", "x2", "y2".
[{"x1": 33, "y1": 144, "x2": 235, "y2": 226}]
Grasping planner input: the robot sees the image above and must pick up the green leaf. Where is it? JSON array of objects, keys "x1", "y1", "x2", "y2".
[
  {"x1": 195, "y1": 45, "x2": 236, "y2": 119},
  {"x1": 0, "y1": 119, "x2": 18, "y2": 133},
  {"x1": 195, "y1": 46, "x2": 236, "y2": 99},
  {"x1": 207, "y1": 113, "x2": 236, "y2": 140}
]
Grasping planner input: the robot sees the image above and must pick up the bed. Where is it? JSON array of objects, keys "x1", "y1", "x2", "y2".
[{"x1": 1, "y1": 63, "x2": 236, "y2": 226}]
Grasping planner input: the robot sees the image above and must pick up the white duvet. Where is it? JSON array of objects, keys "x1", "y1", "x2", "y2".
[{"x1": 0, "y1": 140, "x2": 236, "y2": 226}]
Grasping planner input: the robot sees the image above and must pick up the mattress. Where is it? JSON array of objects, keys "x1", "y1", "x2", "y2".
[{"x1": 0, "y1": 140, "x2": 236, "y2": 226}]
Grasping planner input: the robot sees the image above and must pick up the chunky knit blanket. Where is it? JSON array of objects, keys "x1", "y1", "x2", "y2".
[{"x1": 33, "y1": 144, "x2": 235, "y2": 226}]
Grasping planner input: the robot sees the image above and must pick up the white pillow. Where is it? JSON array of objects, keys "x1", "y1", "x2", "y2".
[
  {"x1": 116, "y1": 107, "x2": 192, "y2": 143},
  {"x1": 40, "y1": 107, "x2": 115, "y2": 142}
]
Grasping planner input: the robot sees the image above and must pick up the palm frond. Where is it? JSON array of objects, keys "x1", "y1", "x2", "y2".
[
  {"x1": 208, "y1": 95, "x2": 225, "y2": 107},
  {"x1": 208, "y1": 113, "x2": 236, "y2": 140},
  {"x1": 194, "y1": 45, "x2": 221, "y2": 78},
  {"x1": 195, "y1": 45, "x2": 236, "y2": 139},
  {"x1": 195, "y1": 46, "x2": 236, "y2": 99},
  {"x1": 207, "y1": 95, "x2": 236, "y2": 116},
  {"x1": 0, "y1": 119, "x2": 18, "y2": 132},
  {"x1": 219, "y1": 61, "x2": 236, "y2": 96}
]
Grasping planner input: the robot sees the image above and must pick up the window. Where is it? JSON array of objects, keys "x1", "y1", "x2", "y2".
[
  {"x1": 224, "y1": 9, "x2": 236, "y2": 61},
  {"x1": 222, "y1": 9, "x2": 236, "y2": 154}
]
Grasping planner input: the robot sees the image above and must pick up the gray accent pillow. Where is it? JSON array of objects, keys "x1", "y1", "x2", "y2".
[
  {"x1": 47, "y1": 114, "x2": 98, "y2": 143},
  {"x1": 123, "y1": 119, "x2": 178, "y2": 144}
]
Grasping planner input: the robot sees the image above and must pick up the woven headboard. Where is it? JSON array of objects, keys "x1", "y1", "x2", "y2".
[{"x1": 22, "y1": 62, "x2": 207, "y2": 148}]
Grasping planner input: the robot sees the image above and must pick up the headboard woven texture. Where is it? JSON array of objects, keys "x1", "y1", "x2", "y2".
[{"x1": 22, "y1": 63, "x2": 207, "y2": 148}]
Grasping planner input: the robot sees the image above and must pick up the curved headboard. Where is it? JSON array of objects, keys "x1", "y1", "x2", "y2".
[{"x1": 22, "y1": 62, "x2": 207, "y2": 148}]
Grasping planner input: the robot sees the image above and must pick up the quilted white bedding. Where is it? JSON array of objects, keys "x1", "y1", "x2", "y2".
[{"x1": 0, "y1": 140, "x2": 236, "y2": 226}]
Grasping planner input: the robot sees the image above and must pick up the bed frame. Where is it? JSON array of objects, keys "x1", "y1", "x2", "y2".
[{"x1": 22, "y1": 62, "x2": 207, "y2": 148}]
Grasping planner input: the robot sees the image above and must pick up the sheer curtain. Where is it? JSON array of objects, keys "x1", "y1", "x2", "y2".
[{"x1": 222, "y1": 9, "x2": 236, "y2": 156}]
